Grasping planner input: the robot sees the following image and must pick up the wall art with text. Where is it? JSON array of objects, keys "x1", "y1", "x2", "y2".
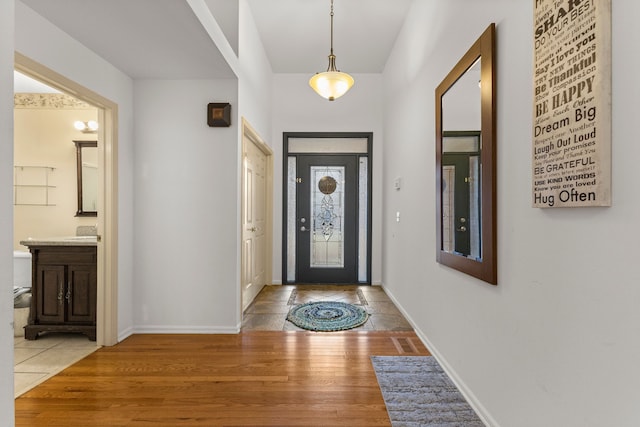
[{"x1": 532, "y1": 0, "x2": 611, "y2": 208}]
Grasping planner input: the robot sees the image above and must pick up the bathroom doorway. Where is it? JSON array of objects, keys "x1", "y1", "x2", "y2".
[{"x1": 14, "y1": 54, "x2": 118, "y2": 348}]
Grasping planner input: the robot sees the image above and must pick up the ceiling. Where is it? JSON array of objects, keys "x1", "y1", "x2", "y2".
[
  {"x1": 18, "y1": 0, "x2": 413, "y2": 82},
  {"x1": 246, "y1": 0, "x2": 413, "y2": 73}
]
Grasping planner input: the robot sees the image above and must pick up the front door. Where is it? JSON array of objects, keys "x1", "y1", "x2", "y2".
[{"x1": 296, "y1": 155, "x2": 358, "y2": 283}]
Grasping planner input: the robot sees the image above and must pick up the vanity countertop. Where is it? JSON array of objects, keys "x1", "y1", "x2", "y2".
[{"x1": 20, "y1": 236, "x2": 98, "y2": 247}]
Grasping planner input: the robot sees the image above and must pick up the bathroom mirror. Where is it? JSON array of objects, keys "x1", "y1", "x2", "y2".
[
  {"x1": 435, "y1": 23, "x2": 496, "y2": 285},
  {"x1": 74, "y1": 140, "x2": 98, "y2": 217}
]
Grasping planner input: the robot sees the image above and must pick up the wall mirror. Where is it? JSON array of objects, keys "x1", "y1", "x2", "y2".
[
  {"x1": 435, "y1": 23, "x2": 496, "y2": 285},
  {"x1": 74, "y1": 140, "x2": 98, "y2": 217}
]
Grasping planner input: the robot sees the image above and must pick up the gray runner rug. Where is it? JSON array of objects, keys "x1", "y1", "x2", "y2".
[{"x1": 371, "y1": 355, "x2": 484, "y2": 427}]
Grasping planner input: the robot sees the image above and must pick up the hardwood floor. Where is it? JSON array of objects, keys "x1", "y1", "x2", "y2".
[
  {"x1": 15, "y1": 287, "x2": 427, "y2": 425},
  {"x1": 15, "y1": 331, "x2": 429, "y2": 426}
]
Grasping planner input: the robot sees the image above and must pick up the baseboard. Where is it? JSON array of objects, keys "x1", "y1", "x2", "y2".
[
  {"x1": 268, "y1": 280, "x2": 378, "y2": 286},
  {"x1": 131, "y1": 325, "x2": 241, "y2": 335},
  {"x1": 117, "y1": 326, "x2": 134, "y2": 343},
  {"x1": 380, "y1": 284, "x2": 500, "y2": 427}
]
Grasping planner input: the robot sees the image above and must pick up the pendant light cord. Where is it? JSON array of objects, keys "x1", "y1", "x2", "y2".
[{"x1": 330, "y1": 0, "x2": 334, "y2": 55}]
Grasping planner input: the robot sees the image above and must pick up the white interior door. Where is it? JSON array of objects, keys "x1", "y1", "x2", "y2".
[{"x1": 242, "y1": 131, "x2": 268, "y2": 311}]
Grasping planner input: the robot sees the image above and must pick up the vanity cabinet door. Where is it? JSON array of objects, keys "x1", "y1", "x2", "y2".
[
  {"x1": 66, "y1": 264, "x2": 97, "y2": 323},
  {"x1": 35, "y1": 265, "x2": 66, "y2": 324},
  {"x1": 25, "y1": 245, "x2": 97, "y2": 340}
]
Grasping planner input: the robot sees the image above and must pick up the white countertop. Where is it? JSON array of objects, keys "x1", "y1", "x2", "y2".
[{"x1": 20, "y1": 236, "x2": 98, "y2": 247}]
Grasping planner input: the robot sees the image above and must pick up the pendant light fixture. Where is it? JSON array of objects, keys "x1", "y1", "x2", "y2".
[{"x1": 309, "y1": 0, "x2": 354, "y2": 101}]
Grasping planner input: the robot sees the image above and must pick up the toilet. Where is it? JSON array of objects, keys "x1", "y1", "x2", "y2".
[{"x1": 13, "y1": 250, "x2": 32, "y2": 337}]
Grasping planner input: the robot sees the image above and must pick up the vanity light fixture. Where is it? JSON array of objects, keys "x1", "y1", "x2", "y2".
[
  {"x1": 74, "y1": 120, "x2": 99, "y2": 133},
  {"x1": 309, "y1": 0, "x2": 354, "y2": 101}
]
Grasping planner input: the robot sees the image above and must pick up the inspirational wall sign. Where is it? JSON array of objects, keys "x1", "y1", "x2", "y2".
[{"x1": 532, "y1": 0, "x2": 611, "y2": 208}]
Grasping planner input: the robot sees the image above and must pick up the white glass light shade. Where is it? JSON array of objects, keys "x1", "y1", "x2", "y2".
[
  {"x1": 309, "y1": 71, "x2": 354, "y2": 101},
  {"x1": 74, "y1": 120, "x2": 99, "y2": 132}
]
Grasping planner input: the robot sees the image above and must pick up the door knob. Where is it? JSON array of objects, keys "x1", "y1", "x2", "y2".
[
  {"x1": 300, "y1": 226, "x2": 309, "y2": 232},
  {"x1": 457, "y1": 226, "x2": 467, "y2": 232}
]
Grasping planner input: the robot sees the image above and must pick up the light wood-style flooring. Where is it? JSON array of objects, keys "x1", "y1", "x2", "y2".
[{"x1": 15, "y1": 286, "x2": 430, "y2": 426}]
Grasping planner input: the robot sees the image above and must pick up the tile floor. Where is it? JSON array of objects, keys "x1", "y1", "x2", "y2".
[
  {"x1": 242, "y1": 284, "x2": 413, "y2": 332},
  {"x1": 13, "y1": 333, "x2": 99, "y2": 398}
]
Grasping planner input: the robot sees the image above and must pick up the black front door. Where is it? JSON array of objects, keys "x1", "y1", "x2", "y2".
[{"x1": 296, "y1": 155, "x2": 358, "y2": 283}]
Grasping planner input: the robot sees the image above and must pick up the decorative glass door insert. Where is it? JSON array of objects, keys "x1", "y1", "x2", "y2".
[{"x1": 310, "y1": 166, "x2": 345, "y2": 268}]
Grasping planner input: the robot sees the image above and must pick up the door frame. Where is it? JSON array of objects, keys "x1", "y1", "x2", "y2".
[
  {"x1": 282, "y1": 132, "x2": 373, "y2": 284},
  {"x1": 241, "y1": 118, "x2": 273, "y2": 312},
  {"x1": 15, "y1": 53, "x2": 119, "y2": 346}
]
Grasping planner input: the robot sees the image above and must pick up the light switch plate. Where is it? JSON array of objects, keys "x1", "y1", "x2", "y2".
[{"x1": 394, "y1": 177, "x2": 402, "y2": 190}]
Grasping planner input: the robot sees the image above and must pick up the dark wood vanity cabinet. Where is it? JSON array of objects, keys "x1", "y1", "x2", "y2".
[{"x1": 24, "y1": 245, "x2": 97, "y2": 341}]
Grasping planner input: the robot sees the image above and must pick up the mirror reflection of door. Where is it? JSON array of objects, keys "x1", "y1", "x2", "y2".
[
  {"x1": 440, "y1": 56, "x2": 482, "y2": 261},
  {"x1": 442, "y1": 132, "x2": 480, "y2": 259},
  {"x1": 283, "y1": 134, "x2": 372, "y2": 285}
]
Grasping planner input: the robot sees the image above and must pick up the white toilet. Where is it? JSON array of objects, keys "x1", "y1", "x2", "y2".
[{"x1": 13, "y1": 250, "x2": 32, "y2": 337}]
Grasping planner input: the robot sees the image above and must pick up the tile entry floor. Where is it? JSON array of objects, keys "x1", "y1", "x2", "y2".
[
  {"x1": 14, "y1": 333, "x2": 99, "y2": 398},
  {"x1": 242, "y1": 284, "x2": 413, "y2": 332}
]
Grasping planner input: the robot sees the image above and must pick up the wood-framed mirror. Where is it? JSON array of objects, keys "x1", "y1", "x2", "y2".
[
  {"x1": 74, "y1": 140, "x2": 98, "y2": 217},
  {"x1": 435, "y1": 23, "x2": 496, "y2": 285}
]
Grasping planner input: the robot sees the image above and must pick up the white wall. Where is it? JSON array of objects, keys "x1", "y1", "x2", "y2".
[
  {"x1": 237, "y1": 0, "x2": 273, "y2": 301},
  {"x1": 132, "y1": 79, "x2": 239, "y2": 332},
  {"x1": 238, "y1": 0, "x2": 273, "y2": 141},
  {"x1": 14, "y1": 0, "x2": 136, "y2": 343},
  {"x1": 0, "y1": 0, "x2": 15, "y2": 423},
  {"x1": 382, "y1": 0, "x2": 640, "y2": 426},
  {"x1": 271, "y1": 73, "x2": 384, "y2": 285}
]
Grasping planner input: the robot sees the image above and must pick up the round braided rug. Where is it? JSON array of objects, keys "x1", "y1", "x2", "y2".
[{"x1": 286, "y1": 301, "x2": 369, "y2": 332}]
